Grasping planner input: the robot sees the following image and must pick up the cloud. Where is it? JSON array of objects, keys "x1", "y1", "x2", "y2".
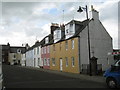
[{"x1": 0, "y1": 1, "x2": 119, "y2": 49}]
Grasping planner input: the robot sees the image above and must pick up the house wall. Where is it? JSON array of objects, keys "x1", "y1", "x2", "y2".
[
  {"x1": 8, "y1": 53, "x2": 21, "y2": 65},
  {"x1": 79, "y1": 19, "x2": 114, "y2": 71},
  {"x1": 33, "y1": 46, "x2": 41, "y2": 68},
  {"x1": 41, "y1": 46, "x2": 50, "y2": 69},
  {"x1": 50, "y1": 37, "x2": 79, "y2": 73},
  {"x1": 26, "y1": 50, "x2": 34, "y2": 67}
]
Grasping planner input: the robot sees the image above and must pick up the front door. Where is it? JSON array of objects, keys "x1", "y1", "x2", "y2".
[{"x1": 60, "y1": 58, "x2": 63, "y2": 71}]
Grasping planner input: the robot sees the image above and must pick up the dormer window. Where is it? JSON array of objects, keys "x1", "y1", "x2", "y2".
[
  {"x1": 69, "y1": 24, "x2": 74, "y2": 33},
  {"x1": 45, "y1": 37, "x2": 49, "y2": 44},
  {"x1": 66, "y1": 29, "x2": 69, "y2": 33},
  {"x1": 65, "y1": 21, "x2": 75, "y2": 39},
  {"x1": 54, "y1": 29, "x2": 61, "y2": 43}
]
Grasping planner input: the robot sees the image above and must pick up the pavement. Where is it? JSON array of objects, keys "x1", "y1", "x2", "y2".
[{"x1": 19, "y1": 66, "x2": 106, "y2": 84}]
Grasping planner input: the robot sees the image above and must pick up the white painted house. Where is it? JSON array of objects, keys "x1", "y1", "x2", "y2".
[
  {"x1": 26, "y1": 47, "x2": 34, "y2": 67},
  {"x1": 32, "y1": 41, "x2": 42, "y2": 68}
]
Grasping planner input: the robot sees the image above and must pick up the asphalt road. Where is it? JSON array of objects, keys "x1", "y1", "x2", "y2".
[{"x1": 2, "y1": 65, "x2": 107, "y2": 88}]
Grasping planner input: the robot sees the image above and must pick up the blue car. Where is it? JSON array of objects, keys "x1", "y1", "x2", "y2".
[{"x1": 104, "y1": 60, "x2": 120, "y2": 88}]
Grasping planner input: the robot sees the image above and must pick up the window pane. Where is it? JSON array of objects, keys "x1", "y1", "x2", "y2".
[
  {"x1": 52, "y1": 58, "x2": 55, "y2": 66},
  {"x1": 66, "y1": 57, "x2": 68, "y2": 67},
  {"x1": 72, "y1": 57, "x2": 75, "y2": 67}
]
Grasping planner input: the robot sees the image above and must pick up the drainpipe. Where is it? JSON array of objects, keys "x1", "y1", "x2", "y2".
[{"x1": 78, "y1": 36, "x2": 81, "y2": 73}]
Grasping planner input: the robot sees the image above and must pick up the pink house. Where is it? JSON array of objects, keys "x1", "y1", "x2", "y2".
[
  {"x1": 41, "y1": 34, "x2": 52, "y2": 69},
  {"x1": 41, "y1": 46, "x2": 50, "y2": 69}
]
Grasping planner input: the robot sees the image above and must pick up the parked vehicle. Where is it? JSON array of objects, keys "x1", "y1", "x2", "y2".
[{"x1": 104, "y1": 60, "x2": 120, "y2": 88}]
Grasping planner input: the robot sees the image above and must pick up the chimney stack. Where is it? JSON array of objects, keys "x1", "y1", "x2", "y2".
[
  {"x1": 90, "y1": 5, "x2": 99, "y2": 20},
  {"x1": 50, "y1": 23, "x2": 59, "y2": 34}
]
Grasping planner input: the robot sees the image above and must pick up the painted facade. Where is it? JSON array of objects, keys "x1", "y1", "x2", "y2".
[
  {"x1": 50, "y1": 37, "x2": 79, "y2": 73},
  {"x1": 41, "y1": 45, "x2": 50, "y2": 69},
  {"x1": 41, "y1": 35, "x2": 51, "y2": 69},
  {"x1": 26, "y1": 48, "x2": 34, "y2": 67},
  {"x1": 23, "y1": 7, "x2": 114, "y2": 74},
  {"x1": 50, "y1": 8, "x2": 114, "y2": 73},
  {"x1": 78, "y1": 9, "x2": 114, "y2": 71},
  {"x1": 33, "y1": 46, "x2": 40, "y2": 68}
]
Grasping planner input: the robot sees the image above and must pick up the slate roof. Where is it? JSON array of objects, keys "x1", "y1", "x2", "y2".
[{"x1": 53, "y1": 19, "x2": 90, "y2": 44}]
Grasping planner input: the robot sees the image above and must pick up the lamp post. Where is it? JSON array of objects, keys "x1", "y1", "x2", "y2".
[{"x1": 77, "y1": 5, "x2": 92, "y2": 76}]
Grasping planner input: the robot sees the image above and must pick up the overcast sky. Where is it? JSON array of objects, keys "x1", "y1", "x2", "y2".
[{"x1": 0, "y1": 0, "x2": 119, "y2": 49}]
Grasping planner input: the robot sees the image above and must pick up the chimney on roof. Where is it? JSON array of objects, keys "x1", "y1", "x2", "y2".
[
  {"x1": 25, "y1": 43, "x2": 30, "y2": 50},
  {"x1": 7, "y1": 42, "x2": 10, "y2": 46},
  {"x1": 90, "y1": 5, "x2": 99, "y2": 20},
  {"x1": 50, "y1": 23, "x2": 59, "y2": 34}
]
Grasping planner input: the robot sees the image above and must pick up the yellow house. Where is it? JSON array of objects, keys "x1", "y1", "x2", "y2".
[{"x1": 50, "y1": 37, "x2": 80, "y2": 73}]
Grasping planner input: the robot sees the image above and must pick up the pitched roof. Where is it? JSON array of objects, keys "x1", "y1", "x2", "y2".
[
  {"x1": 41, "y1": 34, "x2": 54, "y2": 47},
  {"x1": 68, "y1": 19, "x2": 89, "y2": 39},
  {"x1": 52, "y1": 19, "x2": 90, "y2": 44}
]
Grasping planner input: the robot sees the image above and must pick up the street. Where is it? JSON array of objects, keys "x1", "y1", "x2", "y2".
[{"x1": 2, "y1": 65, "x2": 107, "y2": 88}]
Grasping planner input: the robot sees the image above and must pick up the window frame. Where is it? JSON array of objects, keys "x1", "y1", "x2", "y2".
[
  {"x1": 65, "y1": 57, "x2": 68, "y2": 67},
  {"x1": 71, "y1": 57, "x2": 75, "y2": 67}
]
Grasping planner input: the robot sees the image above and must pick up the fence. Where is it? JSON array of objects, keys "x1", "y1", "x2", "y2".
[{"x1": 81, "y1": 64, "x2": 102, "y2": 75}]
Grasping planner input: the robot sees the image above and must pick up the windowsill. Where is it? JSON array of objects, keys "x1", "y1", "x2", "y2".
[
  {"x1": 52, "y1": 65, "x2": 55, "y2": 66},
  {"x1": 72, "y1": 66, "x2": 75, "y2": 67}
]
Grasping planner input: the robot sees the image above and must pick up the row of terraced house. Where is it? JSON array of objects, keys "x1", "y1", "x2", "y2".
[
  {"x1": 21, "y1": 8, "x2": 114, "y2": 74},
  {"x1": 1, "y1": 8, "x2": 115, "y2": 74}
]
